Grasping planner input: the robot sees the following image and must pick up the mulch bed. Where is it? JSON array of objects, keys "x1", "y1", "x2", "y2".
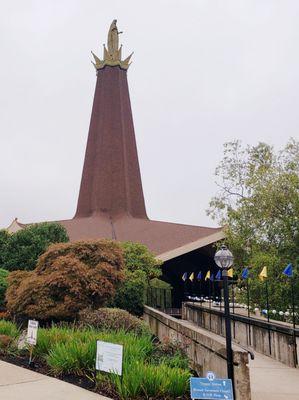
[{"x1": 0, "y1": 353, "x2": 191, "y2": 400}]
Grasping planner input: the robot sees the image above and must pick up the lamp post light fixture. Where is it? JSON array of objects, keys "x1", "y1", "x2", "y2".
[{"x1": 214, "y1": 244, "x2": 235, "y2": 390}]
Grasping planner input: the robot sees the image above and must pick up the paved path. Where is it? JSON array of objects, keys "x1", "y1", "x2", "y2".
[
  {"x1": 249, "y1": 352, "x2": 299, "y2": 400},
  {"x1": 0, "y1": 361, "x2": 111, "y2": 400}
]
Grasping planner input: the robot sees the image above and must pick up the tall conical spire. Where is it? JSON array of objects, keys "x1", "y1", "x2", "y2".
[{"x1": 75, "y1": 21, "x2": 147, "y2": 219}]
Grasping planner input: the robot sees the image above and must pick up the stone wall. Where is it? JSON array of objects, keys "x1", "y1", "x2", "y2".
[
  {"x1": 183, "y1": 302, "x2": 299, "y2": 368},
  {"x1": 144, "y1": 305, "x2": 251, "y2": 400}
]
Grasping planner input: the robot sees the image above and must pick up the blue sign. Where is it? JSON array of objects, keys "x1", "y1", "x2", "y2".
[{"x1": 190, "y1": 377, "x2": 234, "y2": 400}]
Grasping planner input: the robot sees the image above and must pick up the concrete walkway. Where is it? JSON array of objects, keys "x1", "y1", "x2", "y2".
[
  {"x1": 249, "y1": 352, "x2": 299, "y2": 400},
  {"x1": 0, "y1": 361, "x2": 111, "y2": 400}
]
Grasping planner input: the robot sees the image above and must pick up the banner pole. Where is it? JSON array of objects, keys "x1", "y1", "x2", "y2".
[
  {"x1": 212, "y1": 280, "x2": 215, "y2": 303},
  {"x1": 247, "y1": 280, "x2": 251, "y2": 346},
  {"x1": 291, "y1": 278, "x2": 298, "y2": 366},
  {"x1": 219, "y1": 278, "x2": 223, "y2": 334},
  {"x1": 209, "y1": 280, "x2": 211, "y2": 330},
  {"x1": 232, "y1": 280, "x2": 236, "y2": 338},
  {"x1": 266, "y1": 280, "x2": 271, "y2": 355}
]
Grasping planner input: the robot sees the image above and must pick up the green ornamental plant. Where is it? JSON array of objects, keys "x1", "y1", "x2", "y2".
[
  {"x1": 110, "y1": 270, "x2": 147, "y2": 316},
  {"x1": 0, "y1": 320, "x2": 191, "y2": 399},
  {"x1": 0, "y1": 320, "x2": 20, "y2": 338},
  {"x1": 110, "y1": 242, "x2": 163, "y2": 316},
  {"x1": 121, "y1": 241, "x2": 162, "y2": 281}
]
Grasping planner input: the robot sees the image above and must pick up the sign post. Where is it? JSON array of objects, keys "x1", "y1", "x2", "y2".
[{"x1": 27, "y1": 320, "x2": 39, "y2": 366}]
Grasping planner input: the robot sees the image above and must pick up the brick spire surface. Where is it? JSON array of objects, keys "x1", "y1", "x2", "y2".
[{"x1": 75, "y1": 65, "x2": 147, "y2": 219}]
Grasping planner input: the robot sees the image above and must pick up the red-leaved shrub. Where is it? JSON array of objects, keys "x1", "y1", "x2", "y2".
[{"x1": 6, "y1": 240, "x2": 124, "y2": 322}]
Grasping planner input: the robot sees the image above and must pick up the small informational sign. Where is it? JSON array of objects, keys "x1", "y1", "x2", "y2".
[
  {"x1": 27, "y1": 320, "x2": 39, "y2": 346},
  {"x1": 190, "y1": 376, "x2": 234, "y2": 400},
  {"x1": 96, "y1": 340, "x2": 123, "y2": 376}
]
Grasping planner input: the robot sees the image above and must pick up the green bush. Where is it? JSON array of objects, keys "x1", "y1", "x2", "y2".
[
  {"x1": 0, "y1": 269, "x2": 9, "y2": 307},
  {"x1": 47, "y1": 339, "x2": 95, "y2": 376},
  {"x1": 44, "y1": 328, "x2": 154, "y2": 376},
  {"x1": 0, "y1": 320, "x2": 19, "y2": 338},
  {"x1": 100, "y1": 358, "x2": 190, "y2": 399},
  {"x1": 35, "y1": 325, "x2": 73, "y2": 357},
  {"x1": 110, "y1": 270, "x2": 147, "y2": 316},
  {"x1": 0, "y1": 322, "x2": 191, "y2": 399},
  {"x1": 121, "y1": 241, "x2": 162, "y2": 280},
  {"x1": 0, "y1": 230, "x2": 9, "y2": 266},
  {"x1": 108, "y1": 242, "x2": 162, "y2": 316},
  {"x1": 150, "y1": 337, "x2": 189, "y2": 370},
  {"x1": 1, "y1": 222, "x2": 69, "y2": 271},
  {"x1": 78, "y1": 308, "x2": 150, "y2": 335}
]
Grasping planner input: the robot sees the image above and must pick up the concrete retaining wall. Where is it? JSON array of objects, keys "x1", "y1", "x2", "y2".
[
  {"x1": 144, "y1": 305, "x2": 251, "y2": 400},
  {"x1": 183, "y1": 302, "x2": 299, "y2": 368}
]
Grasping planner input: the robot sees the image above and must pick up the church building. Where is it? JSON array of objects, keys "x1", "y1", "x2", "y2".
[{"x1": 7, "y1": 21, "x2": 225, "y2": 305}]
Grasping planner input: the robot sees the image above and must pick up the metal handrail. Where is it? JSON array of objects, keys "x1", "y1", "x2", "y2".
[{"x1": 186, "y1": 302, "x2": 299, "y2": 337}]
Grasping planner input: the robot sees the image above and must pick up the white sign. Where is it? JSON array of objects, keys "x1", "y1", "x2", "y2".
[
  {"x1": 27, "y1": 320, "x2": 39, "y2": 346},
  {"x1": 96, "y1": 340, "x2": 123, "y2": 376}
]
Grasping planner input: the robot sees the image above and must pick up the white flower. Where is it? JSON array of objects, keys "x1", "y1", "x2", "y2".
[
  {"x1": 272, "y1": 310, "x2": 277, "y2": 314},
  {"x1": 285, "y1": 311, "x2": 290, "y2": 317},
  {"x1": 279, "y1": 311, "x2": 284, "y2": 316},
  {"x1": 254, "y1": 307, "x2": 259, "y2": 312}
]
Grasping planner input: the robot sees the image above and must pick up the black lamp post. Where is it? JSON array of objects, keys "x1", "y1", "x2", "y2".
[{"x1": 214, "y1": 245, "x2": 234, "y2": 390}]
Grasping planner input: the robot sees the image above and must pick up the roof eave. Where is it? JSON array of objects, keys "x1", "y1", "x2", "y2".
[{"x1": 156, "y1": 229, "x2": 226, "y2": 261}]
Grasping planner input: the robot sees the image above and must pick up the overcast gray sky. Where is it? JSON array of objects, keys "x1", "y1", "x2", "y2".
[{"x1": 0, "y1": 0, "x2": 298, "y2": 229}]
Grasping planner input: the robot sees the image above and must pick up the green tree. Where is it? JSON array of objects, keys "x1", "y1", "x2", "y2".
[
  {"x1": 2, "y1": 222, "x2": 69, "y2": 271},
  {"x1": 0, "y1": 230, "x2": 9, "y2": 266},
  {"x1": 111, "y1": 270, "x2": 147, "y2": 316},
  {"x1": 208, "y1": 138, "x2": 299, "y2": 310},
  {"x1": 121, "y1": 242, "x2": 162, "y2": 281},
  {"x1": 110, "y1": 242, "x2": 162, "y2": 315},
  {"x1": 0, "y1": 268, "x2": 9, "y2": 308}
]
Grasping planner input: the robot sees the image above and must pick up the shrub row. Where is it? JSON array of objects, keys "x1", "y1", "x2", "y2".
[{"x1": 0, "y1": 321, "x2": 190, "y2": 399}]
